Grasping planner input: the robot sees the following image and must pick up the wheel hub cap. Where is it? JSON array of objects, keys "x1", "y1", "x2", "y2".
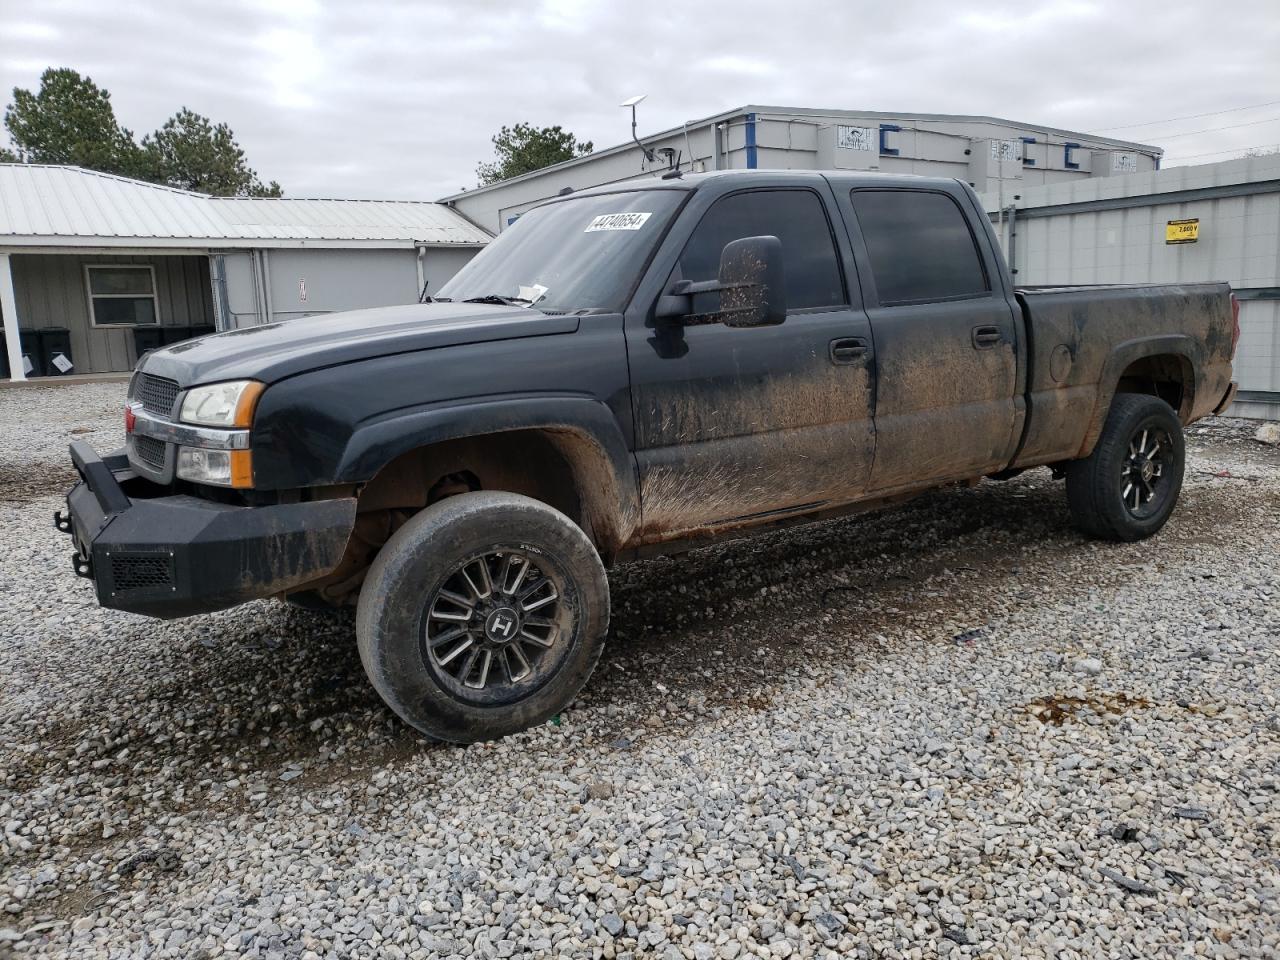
[
  {"x1": 422, "y1": 550, "x2": 566, "y2": 703},
  {"x1": 483, "y1": 606, "x2": 522, "y2": 645},
  {"x1": 1121, "y1": 426, "x2": 1170, "y2": 514}
]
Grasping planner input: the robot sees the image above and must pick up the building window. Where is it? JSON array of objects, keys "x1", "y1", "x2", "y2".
[
  {"x1": 849, "y1": 190, "x2": 990, "y2": 306},
  {"x1": 86, "y1": 265, "x2": 160, "y2": 326}
]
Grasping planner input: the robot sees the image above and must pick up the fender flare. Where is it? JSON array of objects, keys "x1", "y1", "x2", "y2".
[
  {"x1": 334, "y1": 395, "x2": 640, "y2": 550},
  {"x1": 1080, "y1": 334, "x2": 1201, "y2": 456}
]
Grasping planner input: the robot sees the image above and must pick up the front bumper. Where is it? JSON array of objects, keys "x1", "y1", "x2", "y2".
[{"x1": 58, "y1": 441, "x2": 356, "y2": 619}]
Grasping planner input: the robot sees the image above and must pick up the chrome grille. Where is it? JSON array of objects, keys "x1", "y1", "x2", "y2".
[
  {"x1": 137, "y1": 374, "x2": 179, "y2": 416},
  {"x1": 133, "y1": 434, "x2": 167, "y2": 469}
]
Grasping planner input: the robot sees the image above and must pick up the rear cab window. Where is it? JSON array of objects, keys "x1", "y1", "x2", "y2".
[{"x1": 848, "y1": 190, "x2": 990, "y2": 306}]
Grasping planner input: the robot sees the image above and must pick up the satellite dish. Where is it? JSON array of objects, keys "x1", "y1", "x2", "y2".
[{"x1": 619, "y1": 95, "x2": 654, "y2": 163}]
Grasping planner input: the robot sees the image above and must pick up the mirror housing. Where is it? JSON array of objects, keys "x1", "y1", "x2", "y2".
[{"x1": 654, "y1": 235, "x2": 787, "y2": 327}]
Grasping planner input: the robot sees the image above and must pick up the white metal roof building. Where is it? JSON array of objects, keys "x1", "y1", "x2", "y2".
[
  {"x1": 0, "y1": 165, "x2": 491, "y2": 379},
  {"x1": 440, "y1": 104, "x2": 1163, "y2": 234},
  {"x1": 0, "y1": 164, "x2": 491, "y2": 247}
]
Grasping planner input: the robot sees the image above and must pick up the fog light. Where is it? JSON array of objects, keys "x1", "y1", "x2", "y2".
[{"x1": 176, "y1": 447, "x2": 253, "y2": 488}]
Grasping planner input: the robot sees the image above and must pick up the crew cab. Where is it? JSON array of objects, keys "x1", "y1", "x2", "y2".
[{"x1": 59, "y1": 170, "x2": 1239, "y2": 742}]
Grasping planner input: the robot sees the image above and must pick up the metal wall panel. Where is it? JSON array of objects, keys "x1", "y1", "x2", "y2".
[
  {"x1": 984, "y1": 157, "x2": 1280, "y2": 411},
  {"x1": 9, "y1": 253, "x2": 213, "y2": 374}
]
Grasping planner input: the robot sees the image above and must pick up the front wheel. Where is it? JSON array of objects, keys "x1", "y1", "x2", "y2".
[
  {"x1": 356, "y1": 492, "x2": 609, "y2": 743},
  {"x1": 1065, "y1": 393, "x2": 1185, "y2": 542}
]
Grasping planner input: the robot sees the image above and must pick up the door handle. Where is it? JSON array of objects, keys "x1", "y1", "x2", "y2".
[
  {"x1": 829, "y1": 337, "x2": 869, "y2": 364},
  {"x1": 972, "y1": 325, "x2": 1004, "y2": 349}
]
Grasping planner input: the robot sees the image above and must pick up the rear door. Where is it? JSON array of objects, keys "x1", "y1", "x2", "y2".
[
  {"x1": 624, "y1": 183, "x2": 876, "y2": 542},
  {"x1": 839, "y1": 186, "x2": 1022, "y2": 491}
]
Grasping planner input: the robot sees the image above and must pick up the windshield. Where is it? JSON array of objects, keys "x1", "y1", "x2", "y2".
[{"x1": 436, "y1": 189, "x2": 687, "y2": 313}]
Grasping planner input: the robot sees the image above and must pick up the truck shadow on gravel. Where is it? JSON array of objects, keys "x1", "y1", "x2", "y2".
[{"x1": 11, "y1": 467, "x2": 1273, "y2": 860}]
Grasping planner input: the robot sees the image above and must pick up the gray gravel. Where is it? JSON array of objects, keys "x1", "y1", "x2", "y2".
[{"x1": 1, "y1": 383, "x2": 1278, "y2": 959}]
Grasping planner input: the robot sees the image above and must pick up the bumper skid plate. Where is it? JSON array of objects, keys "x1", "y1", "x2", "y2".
[{"x1": 58, "y1": 441, "x2": 356, "y2": 619}]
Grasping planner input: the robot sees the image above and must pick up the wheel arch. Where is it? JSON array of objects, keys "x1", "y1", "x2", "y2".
[
  {"x1": 1080, "y1": 335, "x2": 1201, "y2": 457},
  {"x1": 337, "y1": 397, "x2": 640, "y2": 554}
]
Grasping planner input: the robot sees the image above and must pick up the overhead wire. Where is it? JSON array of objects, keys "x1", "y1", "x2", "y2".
[
  {"x1": 1163, "y1": 142, "x2": 1280, "y2": 162},
  {"x1": 1092, "y1": 99, "x2": 1280, "y2": 132},
  {"x1": 1144, "y1": 115, "x2": 1280, "y2": 140}
]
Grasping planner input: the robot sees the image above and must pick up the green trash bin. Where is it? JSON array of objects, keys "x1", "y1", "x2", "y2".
[{"x1": 38, "y1": 327, "x2": 74, "y2": 376}]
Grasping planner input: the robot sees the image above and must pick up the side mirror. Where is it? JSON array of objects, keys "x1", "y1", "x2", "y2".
[
  {"x1": 717, "y1": 235, "x2": 786, "y2": 327},
  {"x1": 654, "y1": 235, "x2": 787, "y2": 327}
]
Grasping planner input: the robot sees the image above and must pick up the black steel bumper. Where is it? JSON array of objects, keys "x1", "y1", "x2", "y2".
[{"x1": 57, "y1": 441, "x2": 357, "y2": 619}]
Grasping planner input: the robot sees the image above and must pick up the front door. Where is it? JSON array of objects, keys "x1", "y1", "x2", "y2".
[
  {"x1": 624, "y1": 185, "x2": 877, "y2": 543},
  {"x1": 841, "y1": 187, "x2": 1021, "y2": 492}
]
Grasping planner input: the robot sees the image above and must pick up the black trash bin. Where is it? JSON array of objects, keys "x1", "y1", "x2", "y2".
[
  {"x1": 161, "y1": 325, "x2": 193, "y2": 346},
  {"x1": 188, "y1": 325, "x2": 215, "y2": 339},
  {"x1": 37, "y1": 327, "x2": 74, "y2": 376},
  {"x1": 19, "y1": 329, "x2": 43, "y2": 377},
  {"x1": 133, "y1": 327, "x2": 165, "y2": 358},
  {"x1": 0, "y1": 332, "x2": 8, "y2": 379}
]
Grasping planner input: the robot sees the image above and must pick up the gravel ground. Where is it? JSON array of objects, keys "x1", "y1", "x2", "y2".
[{"x1": 1, "y1": 383, "x2": 1277, "y2": 959}]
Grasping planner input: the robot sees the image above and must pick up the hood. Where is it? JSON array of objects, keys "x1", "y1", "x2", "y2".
[{"x1": 137, "y1": 302, "x2": 580, "y2": 386}]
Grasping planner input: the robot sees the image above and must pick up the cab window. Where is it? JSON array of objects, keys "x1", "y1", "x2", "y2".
[
  {"x1": 849, "y1": 190, "x2": 990, "y2": 306},
  {"x1": 676, "y1": 189, "x2": 846, "y2": 312}
]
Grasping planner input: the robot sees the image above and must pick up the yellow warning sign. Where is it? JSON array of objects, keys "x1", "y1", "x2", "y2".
[{"x1": 1166, "y1": 219, "x2": 1199, "y2": 244}]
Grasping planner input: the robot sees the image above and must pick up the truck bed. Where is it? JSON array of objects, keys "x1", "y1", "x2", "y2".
[{"x1": 1010, "y1": 282, "x2": 1236, "y2": 469}]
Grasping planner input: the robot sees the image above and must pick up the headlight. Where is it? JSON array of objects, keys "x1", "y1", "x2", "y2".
[
  {"x1": 177, "y1": 447, "x2": 254, "y2": 488},
  {"x1": 180, "y1": 380, "x2": 264, "y2": 428}
]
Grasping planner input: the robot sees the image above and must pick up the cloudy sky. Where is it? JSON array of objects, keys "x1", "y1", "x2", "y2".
[{"x1": 2, "y1": 0, "x2": 1278, "y2": 200}]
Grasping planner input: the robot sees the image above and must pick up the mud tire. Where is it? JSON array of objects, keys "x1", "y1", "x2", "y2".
[
  {"x1": 1065, "y1": 394, "x2": 1185, "y2": 542},
  {"x1": 356, "y1": 492, "x2": 609, "y2": 743}
]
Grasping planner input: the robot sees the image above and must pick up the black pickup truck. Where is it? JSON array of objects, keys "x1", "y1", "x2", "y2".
[{"x1": 59, "y1": 170, "x2": 1239, "y2": 741}]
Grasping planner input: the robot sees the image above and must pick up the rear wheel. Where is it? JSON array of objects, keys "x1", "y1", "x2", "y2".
[
  {"x1": 356, "y1": 492, "x2": 609, "y2": 743},
  {"x1": 1065, "y1": 394, "x2": 1185, "y2": 541}
]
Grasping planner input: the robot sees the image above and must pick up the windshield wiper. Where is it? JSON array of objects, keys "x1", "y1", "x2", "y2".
[{"x1": 462, "y1": 294, "x2": 531, "y2": 306}]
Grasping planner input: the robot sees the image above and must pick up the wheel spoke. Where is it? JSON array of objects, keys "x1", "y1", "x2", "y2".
[
  {"x1": 508, "y1": 557, "x2": 531, "y2": 596},
  {"x1": 461, "y1": 560, "x2": 492, "y2": 601},
  {"x1": 506, "y1": 644, "x2": 532, "y2": 681},
  {"x1": 436, "y1": 635, "x2": 473, "y2": 666},
  {"x1": 521, "y1": 584, "x2": 559, "y2": 613},
  {"x1": 429, "y1": 626, "x2": 468, "y2": 648},
  {"x1": 498, "y1": 554, "x2": 516, "y2": 596},
  {"x1": 1138, "y1": 429, "x2": 1149, "y2": 457},
  {"x1": 1122, "y1": 482, "x2": 1133, "y2": 501},
  {"x1": 465, "y1": 649, "x2": 493, "y2": 689},
  {"x1": 457, "y1": 647, "x2": 480, "y2": 683},
  {"x1": 431, "y1": 605, "x2": 472, "y2": 623},
  {"x1": 437, "y1": 587, "x2": 474, "y2": 611},
  {"x1": 520, "y1": 626, "x2": 555, "y2": 648}
]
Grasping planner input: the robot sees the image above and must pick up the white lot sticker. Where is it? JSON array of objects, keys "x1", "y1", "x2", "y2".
[{"x1": 584, "y1": 212, "x2": 652, "y2": 232}]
